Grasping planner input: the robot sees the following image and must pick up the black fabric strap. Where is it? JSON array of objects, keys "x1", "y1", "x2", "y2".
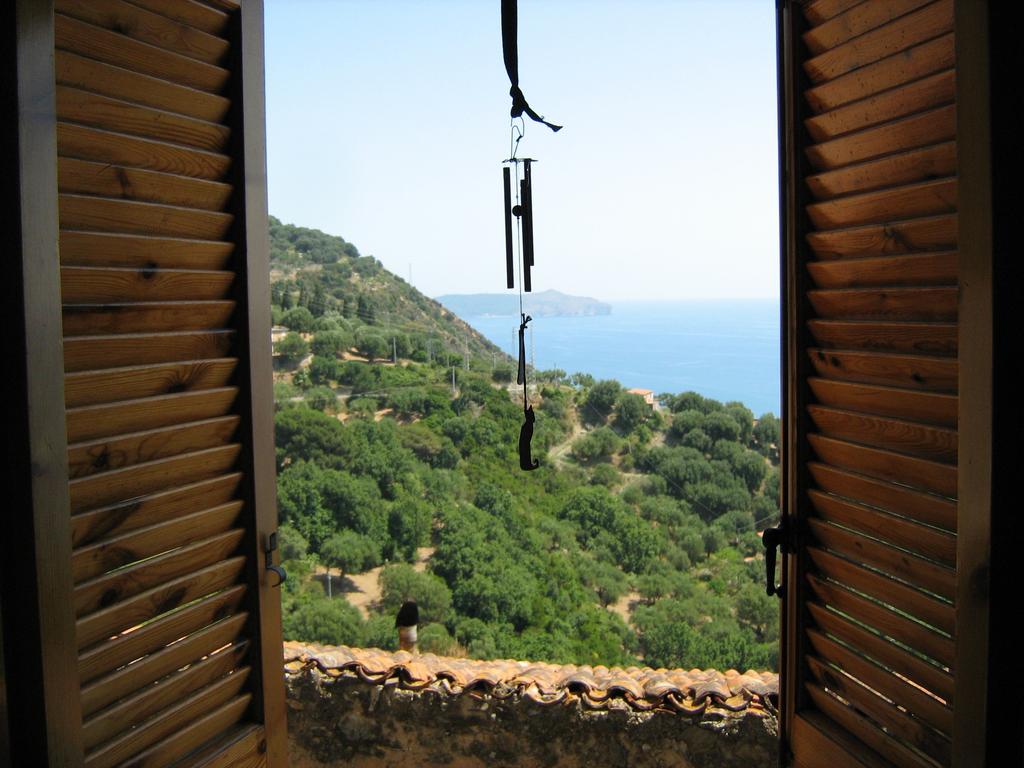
[{"x1": 501, "y1": 0, "x2": 562, "y2": 132}]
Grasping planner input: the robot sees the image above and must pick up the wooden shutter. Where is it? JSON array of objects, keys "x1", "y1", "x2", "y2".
[
  {"x1": 53, "y1": 0, "x2": 286, "y2": 764},
  {"x1": 779, "y1": 1, "x2": 970, "y2": 767}
]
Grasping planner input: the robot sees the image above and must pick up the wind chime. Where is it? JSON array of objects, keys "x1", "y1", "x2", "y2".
[{"x1": 499, "y1": 0, "x2": 560, "y2": 472}]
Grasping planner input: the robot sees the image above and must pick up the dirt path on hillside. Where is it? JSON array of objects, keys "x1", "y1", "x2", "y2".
[
  {"x1": 318, "y1": 546, "x2": 434, "y2": 619},
  {"x1": 609, "y1": 590, "x2": 643, "y2": 627},
  {"x1": 548, "y1": 418, "x2": 585, "y2": 468}
]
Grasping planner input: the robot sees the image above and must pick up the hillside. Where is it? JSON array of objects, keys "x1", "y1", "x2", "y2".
[
  {"x1": 268, "y1": 222, "x2": 782, "y2": 671},
  {"x1": 269, "y1": 216, "x2": 507, "y2": 366},
  {"x1": 436, "y1": 289, "x2": 613, "y2": 318}
]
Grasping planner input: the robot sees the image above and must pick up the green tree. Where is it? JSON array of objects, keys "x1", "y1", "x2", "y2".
[
  {"x1": 282, "y1": 306, "x2": 315, "y2": 332},
  {"x1": 378, "y1": 564, "x2": 452, "y2": 624},
  {"x1": 614, "y1": 392, "x2": 649, "y2": 434},
  {"x1": 305, "y1": 385, "x2": 337, "y2": 412},
  {"x1": 355, "y1": 330, "x2": 388, "y2": 361},
  {"x1": 585, "y1": 379, "x2": 622, "y2": 420},
  {"x1": 311, "y1": 329, "x2": 351, "y2": 358},
  {"x1": 282, "y1": 595, "x2": 364, "y2": 646},
  {"x1": 321, "y1": 530, "x2": 382, "y2": 575},
  {"x1": 276, "y1": 332, "x2": 309, "y2": 362},
  {"x1": 753, "y1": 413, "x2": 780, "y2": 462}
]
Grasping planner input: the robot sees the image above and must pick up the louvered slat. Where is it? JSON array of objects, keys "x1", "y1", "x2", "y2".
[
  {"x1": 74, "y1": 529, "x2": 245, "y2": 616},
  {"x1": 61, "y1": 231, "x2": 234, "y2": 269},
  {"x1": 790, "y1": 7, "x2": 963, "y2": 758},
  {"x1": 82, "y1": 640, "x2": 249, "y2": 751},
  {"x1": 807, "y1": 349, "x2": 958, "y2": 392},
  {"x1": 61, "y1": 266, "x2": 236, "y2": 303},
  {"x1": 66, "y1": 387, "x2": 239, "y2": 441},
  {"x1": 70, "y1": 473, "x2": 243, "y2": 547},
  {"x1": 72, "y1": 500, "x2": 244, "y2": 582}
]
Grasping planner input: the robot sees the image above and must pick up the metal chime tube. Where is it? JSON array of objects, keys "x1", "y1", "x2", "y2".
[
  {"x1": 503, "y1": 166, "x2": 515, "y2": 289},
  {"x1": 523, "y1": 159, "x2": 535, "y2": 267}
]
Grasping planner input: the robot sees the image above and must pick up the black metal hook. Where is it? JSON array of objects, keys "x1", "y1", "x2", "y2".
[
  {"x1": 265, "y1": 531, "x2": 287, "y2": 588},
  {"x1": 762, "y1": 522, "x2": 788, "y2": 598}
]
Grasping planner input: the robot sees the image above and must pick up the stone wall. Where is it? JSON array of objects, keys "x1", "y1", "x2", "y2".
[{"x1": 284, "y1": 644, "x2": 779, "y2": 768}]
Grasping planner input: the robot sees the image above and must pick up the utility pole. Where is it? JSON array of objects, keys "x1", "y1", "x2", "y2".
[
  {"x1": 451, "y1": 366, "x2": 456, "y2": 395},
  {"x1": 392, "y1": 337, "x2": 397, "y2": 364}
]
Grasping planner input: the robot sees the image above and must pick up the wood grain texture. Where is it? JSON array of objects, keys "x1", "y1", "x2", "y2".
[
  {"x1": 808, "y1": 546, "x2": 954, "y2": 634},
  {"x1": 65, "y1": 359, "x2": 237, "y2": 408},
  {"x1": 57, "y1": 85, "x2": 230, "y2": 151},
  {"x1": 64, "y1": 329, "x2": 235, "y2": 372},
  {"x1": 803, "y1": 0, "x2": 935, "y2": 55},
  {"x1": 55, "y1": 49, "x2": 230, "y2": 123},
  {"x1": 84, "y1": 672, "x2": 250, "y2": 768},
  {"x1": 805, "y1": 33, "x2": 954, "y2": 113},
  {"x1": 808, "y1": 489, "x2": 956, "y2": 564},
  {"x1": 80, "y1": 608, "x2": 247, "y2": 709},
  {"x1": 807, "y1": 319, "x2": 957, "y2": 356},
  {"x1": 67, "y1": 415, "x2": 240, "y2": 478},
  {"x1": 808, "y1": 404, "x2": 957, "y2": 462},
  {"x1": 805, "y1": 69, "x2": 954, "y2": 142},
  {"x1": 809, "y1": 461, "x2": 957, "y2": 532},
  {"x1": 60, "y1": 230, "x2": 234, "y2": 270},
  {"x1": 72, "y1": 500, "x2": 243, "y2": 582},
  {"x1": 807, "y1": 629, "x2": 952, "y2": 735},
  {"x1": 808, "y1": 286, "x2": 957, "y2": 321},
  {"x1": 806, "y1": 143, "x2": 957, "y2": 200},
  {"x1": 804, "y1": 0, "x2": 953, "y2": 84},
  {"x1": 806, "y1": 675, "x2": 947, "y2": 767},
  {"x1": 809, "y1": 433, "x2": 957, "y2": 497},
  {"x1": 806, "y1": 104, "x2": 956, "y2": 171},
  {"x1": 69, "y1": 443, "x2": 241, "y2": 512},
  {"x1": 808, "y1": 377, "x2": 957, "y2": 426},
  {"x1": 807, "y1": 572, "x2": 954, "y2": 667},
  {"x1": 112, "y1": 693, "x2": 252, "y2": 768},
  {"x1": 62, "y1": 300, "x2": 236, "y2": 336},
  {"x1": 56, "y1": 0, "x2": 229, "y2": 65},
  {"x1": 807, "y1": 348, "x2": 958, "y2": 392},
  {"x1": 67, "y1": 386, "x2": 238, "y2": 442},
  {"x1": 74, "y1": 529, "x2": 244, "y2": 616},
  {"x1": 806, "y1": 251, "x2": 957, "y2": 289},
  {"x1": 802, "y1": 0, "x2": 864, "y2": 27},
  {"x1": 59, "y1": 194, "x2": 233, "y2": 239},
  {"x1": 123, "y1": 0, "x2": 230, "y2": 36},
  {"x1": 76, "y1": 555, "x2": 245, "y2": 649},
  {"x1": 58, "y1": 122, "x2": 230, "y2": 181},
  {"x1": 808, "y1": 603, "x2": 953, "y2": 703},
  {"x1": 806, "y1": 657, "x2": 949, "y2": 766},
  {"x1": 807, "y1": 213, "x2": 958, "y2": 259},
  {"x1": 807, "y1": 178, "x2": 957, "y2": 228},
  {"x1": 809, "y1": 518, "x2": 955, "y2": 599},
  {"x1": 187, "y1": 724, "x2": 267, "y2": 768},
  {"x1": 791, "y1": 712, "x2": 896, "y2": 768},
  {"x1": 62, "y1": 265, "x2": 235, "y2": 303},
  {"x1": 82, "y1": 640, "x2": 248, "y2": 751},
  {"x1": 71, "y1": 472, "x2": 243, "y2": 548},
  {"x1": 59, "y1": 158, "x2": 233, "y2": 211},
  {"x1": 801, "y1": 693, "x2": 938, "y2": 768},
  {"x1": 56, "y1": 12, "x2": 229, "y2": 93}
]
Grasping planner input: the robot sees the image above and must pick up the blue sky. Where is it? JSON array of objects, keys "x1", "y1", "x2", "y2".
[{"x1": 265, "y1": 0, "x2": 779, "y2": 301}]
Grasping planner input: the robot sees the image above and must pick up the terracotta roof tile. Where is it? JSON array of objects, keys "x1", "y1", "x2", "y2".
[{"x1": 283, "y1": 642, "x2": 778, "y2": 716}]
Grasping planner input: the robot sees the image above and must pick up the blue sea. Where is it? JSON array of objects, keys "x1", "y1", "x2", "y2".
[{"x1": 465, "y1": 299, "x2": 781, "y2": 416}]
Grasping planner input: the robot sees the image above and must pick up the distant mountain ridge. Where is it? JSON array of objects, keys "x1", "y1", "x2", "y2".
[{"x1": 436, "y1": 290, "x2": 612, "y2": 318}]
